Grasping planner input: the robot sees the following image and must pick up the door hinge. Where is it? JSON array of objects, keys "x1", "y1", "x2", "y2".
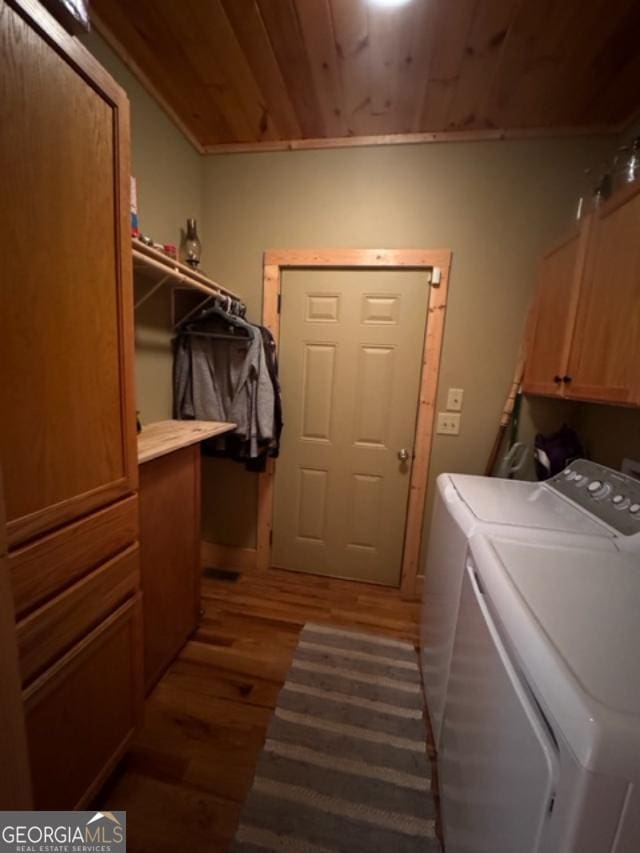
[
  {"x1": 431, "y1": 266, "x2": 442, "y2": 287},
  {"x1": 277, "y1": 293, "x2": 282, "y2": 313},
  {"x1": 269, "y1": 529, "x2": 274, "y2": 546}
]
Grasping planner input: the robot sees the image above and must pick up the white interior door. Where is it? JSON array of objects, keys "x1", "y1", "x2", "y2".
[{"x1": 272, "y1": 269, "x2": 429, "y2": 586}]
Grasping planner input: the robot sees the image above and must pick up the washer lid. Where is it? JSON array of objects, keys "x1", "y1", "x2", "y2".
[
  {"x1": 470, "y1": 534, "x2": 640, "y2": 778},
  {"x1": 450, "y1": 474, "x2": 614, "y2": 537}
]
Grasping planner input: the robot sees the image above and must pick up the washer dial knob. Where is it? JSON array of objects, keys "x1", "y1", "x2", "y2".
[
  {"x1": 612, "y1": 495, "x2": 631, "y2": 511},
  {"x1": 586, "y1": 481, "x2": 611, "y2": 499}
]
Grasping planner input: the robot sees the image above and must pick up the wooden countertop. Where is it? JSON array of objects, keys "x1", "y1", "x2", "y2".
[{"x1": 137, "y1": 420, "x2": 236, "y2": 464}]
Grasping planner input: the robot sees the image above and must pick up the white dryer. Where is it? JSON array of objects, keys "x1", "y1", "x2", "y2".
[
  {"x1": 420, "y1": 460, "x2": 636, "y2": 748},
  {"x1": 439, "y1": 533, "x2": 640, "y2": 853}
]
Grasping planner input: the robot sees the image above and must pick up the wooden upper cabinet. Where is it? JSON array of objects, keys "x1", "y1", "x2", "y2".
[
  {"x1": 522, "y1": 223, "x2": 589, "y2": 397},
  {"x1": 524, "y1": 182, "x2": 640, "y2": 407},
  {"x1": 565, "y1": 183, "x2": 640, "y2": 405},
  {"x1": 0, "y1": 0, "x2": 137, "y2": 547}
]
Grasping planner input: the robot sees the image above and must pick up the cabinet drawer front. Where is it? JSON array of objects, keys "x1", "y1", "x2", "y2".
[
  {"x1": 23, "y1": 595, "x2": 143, "y2": 809},
  {"x1": 9, "y1": 495, "x2": 138, "y2": 619},
  {"x1": 17, "y1": 544, "x2": 140, "y2": 685}
]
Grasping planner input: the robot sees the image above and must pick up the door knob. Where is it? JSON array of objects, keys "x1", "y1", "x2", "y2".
[{"x1": 398, "y1": 448, "x2": 410, "y2": 462}]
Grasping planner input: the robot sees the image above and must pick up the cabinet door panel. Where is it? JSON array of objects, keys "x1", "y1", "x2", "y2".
[
  {"x1": 23, "y1": 595, "x2": 143, "y2": 809},
  {"x1": 566, "y1": 185, "x2": 640, "y2": 404},
  {"x1": 522, "y1": 224, "x2": 587, "y2": 397},
  {"x1": 0, "y1": 2, "x2": 137, "y2": 547},
  {"x1": 139, "y1": 446, "x2": 200, "y2": 692}
]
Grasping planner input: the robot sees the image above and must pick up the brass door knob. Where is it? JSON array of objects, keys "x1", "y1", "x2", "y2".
[{"x1": 398, "y1": 448, "x2": 410, "y2": 462}]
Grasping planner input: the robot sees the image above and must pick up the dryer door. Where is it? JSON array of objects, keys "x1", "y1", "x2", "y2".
[{"x1": 439, "y1": 561, "x2": 558, "y2": 853}]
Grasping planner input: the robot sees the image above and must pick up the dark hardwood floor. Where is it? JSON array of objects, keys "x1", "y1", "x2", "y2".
[{"x1": 97, "y1": 568, "x2": 421, "y2": 852}]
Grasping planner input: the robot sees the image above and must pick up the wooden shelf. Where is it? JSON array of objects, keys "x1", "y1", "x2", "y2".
[
  {"x1": 132, "y1": 239, "x2": 241, "y2": 309},
  {"x1": 137, "y1": 420, "x2": 236, "y2": 464}
]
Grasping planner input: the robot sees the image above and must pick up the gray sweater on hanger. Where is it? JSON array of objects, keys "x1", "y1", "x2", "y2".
[{"x1": 174, "y1": 324, "x2": 275, "y2": 457}]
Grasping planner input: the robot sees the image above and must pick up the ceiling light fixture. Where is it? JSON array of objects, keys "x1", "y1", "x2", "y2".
[{"x1": 368, "y1": 0, "x2": 413, "y2": 7}]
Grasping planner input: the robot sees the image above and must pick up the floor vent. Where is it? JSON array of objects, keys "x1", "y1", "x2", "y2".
[{"x1": 203, "y1": 566, "x2": 241, "y2": 582}]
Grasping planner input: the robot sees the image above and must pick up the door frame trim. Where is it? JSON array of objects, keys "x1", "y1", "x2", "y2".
[{"x1": 259, "y1": 248, "x2": 452, "y2": 599}]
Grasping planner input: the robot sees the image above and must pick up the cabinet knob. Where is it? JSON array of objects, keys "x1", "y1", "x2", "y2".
[
  {"x1": 553, "y1": 375, "x2": 562, "y2": 384},
  {"x1": 562, "y1": 375, "x2": 573, "y2": 383}
]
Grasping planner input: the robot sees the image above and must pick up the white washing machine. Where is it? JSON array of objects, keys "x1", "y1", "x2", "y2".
[
  {"x1": 420, "y1": 459, "x2": 637, "y2": 748},
  {"x1": 439, "y1": 532, "x2": 640, "y2": 853}
]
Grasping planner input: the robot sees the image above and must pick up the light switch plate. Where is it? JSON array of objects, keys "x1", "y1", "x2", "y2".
[
  {"x1": 447, "y1": 388, "x2": 464, "y2": 411},
  {"x1": 437, "y1": 412, "x2": 461, "y2": 435}
]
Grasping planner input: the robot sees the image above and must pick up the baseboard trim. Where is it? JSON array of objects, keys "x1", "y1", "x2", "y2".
[{"x1": 201, "y1": 541, "x2": 258, "y2": 571}]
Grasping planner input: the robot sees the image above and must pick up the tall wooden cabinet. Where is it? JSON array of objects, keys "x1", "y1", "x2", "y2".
[
  {"x1": 523, "y1": 182, "x2": 640, "y2": 406},
  {"x1": 0, "y1": 0, "x2": 141, "y2": 808}
]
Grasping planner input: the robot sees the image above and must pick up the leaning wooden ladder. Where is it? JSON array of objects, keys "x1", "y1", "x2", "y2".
[{"x1": 484, "y1": 306, "x2": 534, "y2": 477}]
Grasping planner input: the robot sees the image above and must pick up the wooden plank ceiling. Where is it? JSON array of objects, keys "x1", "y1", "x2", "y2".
[{"x1": 92, "y1": 0, "x2": 640, "y2": 152}]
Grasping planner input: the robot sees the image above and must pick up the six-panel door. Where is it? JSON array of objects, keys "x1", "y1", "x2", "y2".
[{"x1": 273, "y1": 269, "x2": 429, "y2": 586}]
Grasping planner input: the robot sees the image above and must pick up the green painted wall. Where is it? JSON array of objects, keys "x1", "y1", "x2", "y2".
[{"x1": 81, "y1": 31, "x2": 204, "y2": 424}]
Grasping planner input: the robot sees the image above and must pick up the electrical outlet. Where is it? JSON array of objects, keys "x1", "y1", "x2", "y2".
[
  {"x1": 437, "y1": 412, "x2": 461, "y2": 435},
  {"x1": 446, "y1": 388, "x2": 464, "y2": 411}
]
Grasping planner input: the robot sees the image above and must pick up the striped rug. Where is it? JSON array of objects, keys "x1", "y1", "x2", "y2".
[{"x1": 232, "y1": 623, "x2": 439, "y2": 853}]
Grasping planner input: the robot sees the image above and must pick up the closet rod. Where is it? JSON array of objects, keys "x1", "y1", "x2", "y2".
[{"x1": 183, "y1": 331, "x2": 252, "y2": 342}]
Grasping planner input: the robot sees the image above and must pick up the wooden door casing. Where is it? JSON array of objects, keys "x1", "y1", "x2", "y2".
[
  {"x1": 522, "y1": 221, "x2": 590, "y2": 397},
  {"x1": 259, "y1": 249, "x2": 451, "y2": 599},
  {"x1": 565, "y1": 183, "x2": 640, "y2": 405},
  {"x1": 0, "y1": 0, "x2": 137, "y2": 548}
]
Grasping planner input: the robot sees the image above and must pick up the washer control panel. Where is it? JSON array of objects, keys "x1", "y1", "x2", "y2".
[{"x1": 549, "y1": 459, "x2": 640, "y2": 536}]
